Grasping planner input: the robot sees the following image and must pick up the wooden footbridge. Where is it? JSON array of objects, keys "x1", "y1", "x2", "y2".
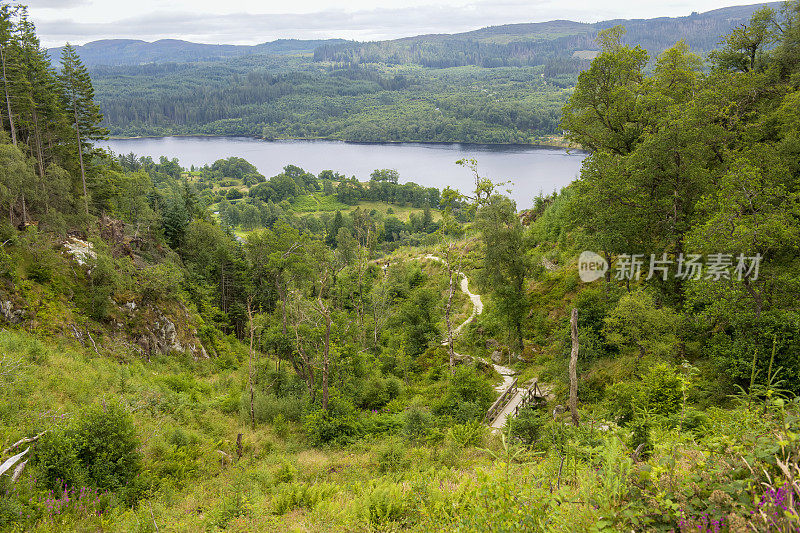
[{"x1": 485, "y1": 379, "x2": 546, "y2": 430}]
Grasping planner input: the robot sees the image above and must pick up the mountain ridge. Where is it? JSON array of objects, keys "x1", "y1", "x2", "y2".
[{"x1": 50, "y1": 2, "x2": 781, "y2": 67}]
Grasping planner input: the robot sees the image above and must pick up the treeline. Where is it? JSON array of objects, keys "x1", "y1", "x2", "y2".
[
  {"x1": 334, "y1": 169, "x2": 441, "y2": 208},
  {"x1": 313, "y1": 36, "x2": 596, "y2": 69}
]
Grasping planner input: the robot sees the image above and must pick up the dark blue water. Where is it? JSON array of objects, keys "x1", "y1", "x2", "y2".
[{"x1": 104, "y1": 137, "x2": 586, "y2": 208}]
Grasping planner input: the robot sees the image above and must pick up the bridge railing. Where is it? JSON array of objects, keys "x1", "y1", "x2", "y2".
[
  {"x1": 512, "y1": 381, "x2": 544, "y2": 418},
  {"x1": 485, "y1": 377, "x2": 518, "y2": 425}
]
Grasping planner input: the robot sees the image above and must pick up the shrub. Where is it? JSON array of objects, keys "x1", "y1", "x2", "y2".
[
  {"x1": 447, "y1": 421, "x2": 486, "y2": 448},
  {"x1": 31, "y1": 402, "x2": 142, "y2": 497},
  {"x1": 433, "y1": 366, "x2": 495, "y2": 421},
  {"x1": 244, "y1": 391, "x2": 304, "y2": 424},
  {"x1": 274, "y1": 460, "x2": 297, "y2": 484},
  {"x1": 359, "y1": 376, "x2": 388, "y2": 410},
  {"x1": 403, "y1": 406, "x2": 432, "y2": 441},
  {"x1": 26, "y1": 246, "x2": 57, "y2": 283},
  {"x1": 71, "y1": 403, "x2": 142, "y2": 492},
  {"x1": 359, "y1": 375, "x2": 404, "y2": 410},
  {"x1": 82, "y1": 251, "x2": 118, "y2": 320},
  {"x1": 361, "y1": 412, "x2": 403, "y2": 437},
  {"x1": 630, "y1": 418, "x2": 653, "y2": 459},
  {"x1": 218, "y1": 390, "x2": 240, "y2": 414},
  {"x1": 641, "y1": 363, "x2": 683, "y2": 417},
  {"x1": 30, "y1": 430, "x2": 85, "y2": 490},
  {"x1": 508, "y1": 406, "x2": 548, "y2": 446},
  {"x1": 138, "y1": 261, "x2": 182, "y2": 303},
  {"x1": 385, "y1": 376, "x2": 403, "y2": 399},
  {"x1": 304, "y1": 395, "x2": 362, "y2": 446},
  {"x1": 376, "y1": 438, "x2": 409, "y2": 473},
  {"x1": 605, "y1": 380, "x2": 640, "y2": 425}
]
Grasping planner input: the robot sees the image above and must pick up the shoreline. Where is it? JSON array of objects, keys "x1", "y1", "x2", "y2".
[{"x1": 105, "y1": 134, "x2": 587, "y2": 153}]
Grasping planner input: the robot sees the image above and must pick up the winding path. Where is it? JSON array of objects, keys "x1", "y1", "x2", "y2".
[{"x1": 420, "y1": 254, "x2": 524, "y2": 430}]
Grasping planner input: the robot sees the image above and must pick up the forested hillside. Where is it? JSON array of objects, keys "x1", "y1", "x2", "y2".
[
  {"x1": 73, "y1": 3, "x2": 778, "y2": 143},
  {"x1": 49, "y1": 38, "x2": 350, "y2": 67},
  {"x1": 1, "y1": 2, "x2": 800, "y2": 532},
  {"x1": 314, "y1": 3, "x2": 779, "y2": 67}
]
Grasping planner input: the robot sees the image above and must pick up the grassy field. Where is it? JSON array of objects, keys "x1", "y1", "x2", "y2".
[
  {"x1": 290, "y1": 194, "x2": 349, "y2": 212},
  {"x1": 353, "y1": 201, "x2": 442, "y2": 223}
]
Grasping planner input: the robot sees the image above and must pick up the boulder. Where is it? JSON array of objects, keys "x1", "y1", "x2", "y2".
[
  {"x1": 0, "y1": 300, "x2": 24, "y2": 324},
  {"x1": 490, "y1": 350, "x2": 504, "y2": 364}
]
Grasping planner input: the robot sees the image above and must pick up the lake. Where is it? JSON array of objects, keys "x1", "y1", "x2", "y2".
[{"x1": 104, "y1": 137, "x2": 587, "y2": 208}]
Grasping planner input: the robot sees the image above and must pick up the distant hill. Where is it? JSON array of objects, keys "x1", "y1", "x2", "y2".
[
  {"x1": 50, "y1": 3, "x2": 780, "y2": 68},
  {"x1": 313, "y1": 3, "x2": 782, "y2": 67},
  {"x1": 78, "y1": 2, "x2": 785, "y2": 143},
  {"x1": 48, "y1": 38, "x2": 352, "y2": 67}
]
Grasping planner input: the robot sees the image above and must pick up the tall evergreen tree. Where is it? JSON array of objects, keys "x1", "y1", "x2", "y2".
[
  {"x1": 58, "y1": 43, "x2": 106, "y2": 217},
  {"x1": 0, "y1": 4, "x2": 20, "y2": 147}
]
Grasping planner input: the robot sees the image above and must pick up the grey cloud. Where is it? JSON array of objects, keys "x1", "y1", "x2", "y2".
[
  {"x1": 23, "y1": 0, "x2": 89, "y2": 8},
  {"x1": 35, "y1": 1, "x2": 604, "y2": 45}
]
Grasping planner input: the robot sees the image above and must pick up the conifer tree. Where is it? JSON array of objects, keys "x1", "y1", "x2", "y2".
[
  {"x1": 0, "y1": 4, "x2": 17, "y2": 146},
  {"x1": 58, "y1": 43, "x2": 106, "y2": 217}
]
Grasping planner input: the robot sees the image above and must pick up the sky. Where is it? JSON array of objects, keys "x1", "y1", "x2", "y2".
[{"x1": 19, "y1": 0, "x2": 768, "y2": 47}]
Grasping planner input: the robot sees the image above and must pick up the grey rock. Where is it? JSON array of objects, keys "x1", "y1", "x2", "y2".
[{"x1": 0, "y1": 300, "x2": 24, "y2": 324}]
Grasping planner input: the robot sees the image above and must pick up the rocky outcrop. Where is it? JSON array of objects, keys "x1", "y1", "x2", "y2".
[
  {"x1": 62, "y1": 237, "x2": 95, "y2": 266},
  {"x1": 132, "y1": 309, "x2": 208, "y2": 361},
  {"x1": 0, "y1": 300, "x2": 25, "y2": 324}
]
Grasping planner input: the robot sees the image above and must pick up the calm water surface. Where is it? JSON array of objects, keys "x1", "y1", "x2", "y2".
[{"x1": 105, "y1": 137, "x2": 586, "y2": 208}]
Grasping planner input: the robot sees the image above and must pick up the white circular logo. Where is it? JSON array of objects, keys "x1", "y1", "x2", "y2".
[{"x1": 578, "y1": 251, "x2": 608, "y2": 282}]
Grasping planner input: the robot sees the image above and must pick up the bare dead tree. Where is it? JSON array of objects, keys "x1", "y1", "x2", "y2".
[{"x1": 569, "y1": 308, "x2": 580, "y2": 427}]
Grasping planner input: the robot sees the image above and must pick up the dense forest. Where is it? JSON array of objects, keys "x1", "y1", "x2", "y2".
[
  {"x1": 91, "y1": 60, "x2": 567, "y2": 143},
  {"x1": 0, "y1": 1, "x2": 800, "y2": 531},
  {"x1": 73, "y1": 3, "x2": 775, "y2": 143}
]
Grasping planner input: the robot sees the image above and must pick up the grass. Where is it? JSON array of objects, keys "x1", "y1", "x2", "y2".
[
  {"x1": 2, "y1": 240, "x2": 797, "y2": 531},
  {"x1": 353, "y1": 201, "x2": 442, "y2": 222},
  {"x1": 291, "y1": 193, "x2": 348, "y2": 212}
]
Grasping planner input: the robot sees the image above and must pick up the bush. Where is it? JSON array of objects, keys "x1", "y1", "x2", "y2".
[
  {"x1": 274, "y1": 460, "x2": 297, "y2": 484},
  {"x1": 630, "y1": 418, "x2": 653, "y2": 459},
  {"x1": 82, "y1": 251, "x2": 118, "y2": 320},
  {"x1": 447, "y1": 421, "x2": 486, "y2": 448},
  {"x1": 433, "y1": 366, "x2": 495, "y2": 421},
  {"x1": 26, "y1": 245, "x2": 57, "y2": 283},
  {"x1": 605, "y1": 380, "x2": 639, "y2": 425},
  {"x1": 403, "y1": 406, "x2": 432, "y2": 441},
  {"x1": 359, "y1": 376, "x2": 388, "y2": 410},
  {"x1": 244, "y1": 391, "x2": 304, "y2": 424},
  {"x1": 138, "y1": 261, "x2": 182, "y2": 303},
  {"x1": 508, "y1": 405, "x2": 548, "y2": 446},
  {"x1": 641, "y1": 363, "x2": 683, "y2": 417},
  {"x1": 31, "y1": 402, "x2": 142, "y2": 496},
  {"x1": 303, "y1": 395, "x2": 361, "y2": 446},
  {"x1": 358, "y1": 375, "x2": 404, "y2": 410},
  {"x1": 30, "y1": 430, "x2": 85, "y2": 490},
  {"x1": 71, "y1": 402, "x2": 142, "y2": 492},
  {"x1": 385, "y1": 376, "x2": 403, "y2": 399},
  {"x1": 376, "y1": 438, "x2": 409, "y2": 473}
]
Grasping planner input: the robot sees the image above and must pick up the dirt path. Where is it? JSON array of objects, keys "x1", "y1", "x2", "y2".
[{"x1": 421, "y1": 254, "x2": 522, "y2": 429}]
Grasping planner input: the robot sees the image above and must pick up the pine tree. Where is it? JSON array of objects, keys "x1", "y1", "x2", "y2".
[
  {"x1": 58, "y1": 43, "x2": 106, "y2": 217},
  {"x1": 14, "y1": 10, "x2": 68, "y2": 184},
  {"x1": 0, "y1": 4, "x2": 17, "y2": 146}
]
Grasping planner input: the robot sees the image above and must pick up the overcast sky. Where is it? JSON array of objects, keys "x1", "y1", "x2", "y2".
[{"x1": 20, "y1": 0, "x2": 766, "y2": 47}]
